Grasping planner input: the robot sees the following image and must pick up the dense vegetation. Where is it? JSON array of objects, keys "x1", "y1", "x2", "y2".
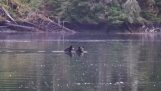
[{"x1": 1, "y1": 0, "x2": 161, "y2": 31}]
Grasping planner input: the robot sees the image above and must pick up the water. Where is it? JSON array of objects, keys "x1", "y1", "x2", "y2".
[{"x1": 0, "y1": 32, "x2": 161, "y2": 91}]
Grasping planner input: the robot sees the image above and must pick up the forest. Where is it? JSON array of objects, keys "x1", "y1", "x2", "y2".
[{"x1": 0, "y1": 0, "x2": 161, "y2": 32}]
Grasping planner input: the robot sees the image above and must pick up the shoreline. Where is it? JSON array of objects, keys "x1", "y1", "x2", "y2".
[
  {"x1": 64, "y1": 22, "x2": 161, "y2": 33},
  {"x1": 0, "y1": 19, "x2": 161, "y2": 34}
]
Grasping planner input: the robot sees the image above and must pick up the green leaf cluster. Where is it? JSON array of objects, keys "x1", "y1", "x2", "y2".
[
  {"x1": 108, "y1": 6, "x2": 128, "y2": 24},
  {"x1": 44, "y1": 0, "x2": 127, "y2": 24}
]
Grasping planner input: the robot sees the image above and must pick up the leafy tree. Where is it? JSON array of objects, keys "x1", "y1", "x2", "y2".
[{"x1": 107, "y1": 6, "x2": 128, "y2": 24}]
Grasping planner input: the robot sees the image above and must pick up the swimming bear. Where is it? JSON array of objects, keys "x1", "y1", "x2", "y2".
[{"x1": 64, "y1": 45, "x2": 75, "y2": 53}]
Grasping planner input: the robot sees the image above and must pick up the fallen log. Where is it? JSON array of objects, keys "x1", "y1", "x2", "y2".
[
  {"x1": 4, "y1": 23, "x2": 36, "y2": 31},
  {"x1": 0, "y1": 26, "x2": 8, "y2": 28},
  {"x1": 0, "y1": 7, "x2": 76, "y2": 33},
  {"x1": 16, "y1": 21, "x2": 38, "y2": 27}
]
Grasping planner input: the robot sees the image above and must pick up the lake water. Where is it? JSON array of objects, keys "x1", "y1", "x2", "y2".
[{"x1": 0, "y1": 32, "x2": 161, "y2": 91}]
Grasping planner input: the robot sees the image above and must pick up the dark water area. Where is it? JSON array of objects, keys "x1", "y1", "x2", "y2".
[{"x1": 0, "y1": 32, "x2": 161, "y2": 91}]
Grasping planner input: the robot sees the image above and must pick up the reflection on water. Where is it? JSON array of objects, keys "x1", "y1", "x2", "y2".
[{"x1": 0, "y1": 33, "x2": 161, "y2": 91}]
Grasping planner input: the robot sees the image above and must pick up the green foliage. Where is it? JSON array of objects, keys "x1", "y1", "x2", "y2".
[
  {"x1": 64, "y1": 0, "x2": 94, "y2": 23},
  {"x1": 1, "y1": 0, "x2": 161, "y2": 24},
  {"x1": 141, "y1": 12, "x2": 155, "y2": 20},
  {"x1": 155, "y1": 0, "x2": 161, "y2": 16},
  {"x1": 139, "y1": 0, "x2": 161, "y2": 23},
  {"x1": 60, "y1": 0, "x2": 108, "y2": 24},
  {"x1": 0, "y1": 0, "x2": 8, "y2": 8},
  {"x1": 38, "y1": 0, "x2": 109, "y2": 24},
  {"x1": 28, "y1": 0, "x2": 42, "y2": 10},
  {"x1": 0, "y1": 0, "x2": 31, "y2": 18},
  {"x1": 47, "y1": 0, "x2": 69, "y2": 18},
  {"x1": 107, "y1": 6, "x2": 128, "y2": 24},
  {"x1": 141, "y1": 11, "x2": 161, "y2": 23},
  {"x1": 155, "y1": 0, "x2": 161, "y2": 9}
]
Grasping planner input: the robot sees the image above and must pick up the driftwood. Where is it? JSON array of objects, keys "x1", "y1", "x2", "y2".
[
  {"x1": 26, "y1": 15, "x2": 76, "y2": 33},
  {"x1": 0, "y1": 7, "x2": 36, "y2": 31},
  {"x1": 0, "y1": 26, "x2": 8, "y2": 28},
  {"x1": 0, "y1": 20, "x2": 75, "y2": 33},
  {"x1": 16, "y1": 21, "x2": 37, "y2": 27},
  {"x1": 5, "y1": 23, "x2": 36, "y2": 31}
]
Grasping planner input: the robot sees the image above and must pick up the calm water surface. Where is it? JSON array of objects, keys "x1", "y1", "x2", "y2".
[{"x1": 0, "y1": 32, "x2": 161, "y2": 91}]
